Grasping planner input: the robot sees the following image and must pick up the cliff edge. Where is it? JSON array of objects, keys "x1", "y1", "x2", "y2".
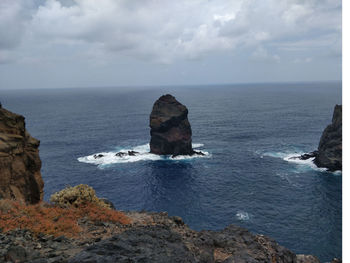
[
  {"x1": 0, "y1": 105, "x2": 44, "y2": 204},
  {"x1": 314, "y1": 105, "x2": 342, "y2": 171}
]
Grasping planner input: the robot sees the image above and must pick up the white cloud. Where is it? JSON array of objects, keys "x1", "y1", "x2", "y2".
[
  {"x1": 251, "y1": 46, "x2": 280, "y2": 63},
  {"x1": 0, "y1": 0, "x2": 342, "y2": 64}
]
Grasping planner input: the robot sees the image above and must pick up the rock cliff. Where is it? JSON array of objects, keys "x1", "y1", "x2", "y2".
[
  {"x1": 0, "y1": 210, "x2": 324, "y2": 263},
  {"x1": 150, "y1": 94, "x2": 194, "y2": 156},
  {"x1": 0, "y1": 106, "x2": 43, "y2": 204},
  {"x1": 314, "y1": 105, "x2": 342, "y2": 171}
]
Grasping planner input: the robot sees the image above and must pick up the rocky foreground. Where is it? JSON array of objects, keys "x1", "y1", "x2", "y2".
[{"x1": 0, "y1": 209, "x2": 330, "y2": 263}]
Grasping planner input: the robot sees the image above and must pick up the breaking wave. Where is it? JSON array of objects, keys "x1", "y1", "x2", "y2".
[
  {"x1": 236, "y1": 211, "x2": 250, "y2": 221},
  {"x1": 77, "y1": 143, "x2": 210, "y2": 167},
  {"x1": 259, "y1": 151, "x2": 341, "y2": 175}
]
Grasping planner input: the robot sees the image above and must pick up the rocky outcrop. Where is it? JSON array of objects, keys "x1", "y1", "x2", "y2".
[
  {"x1": 0, "y1": 211, "x2": 321, "y2": 263},
  {"x1": 314, "y1": 105, "x2": 342, "y2": 171},
  {"x1": 0, "y1": 106, "x2": 43, "y2": 204},
  {"x1": 69, "y1": 211, "x2": 320, "y2": 263},
  {"x1": 149, "y1": 94, "x2": 194, "y2": 156},
  {"x1": 288, "y1": 105, "x2": 342, "y2": 172}
]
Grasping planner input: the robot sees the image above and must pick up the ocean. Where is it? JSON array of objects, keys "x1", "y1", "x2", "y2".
[{"x1": 1, "y1": 82, "x2": 342, "y2": 262}]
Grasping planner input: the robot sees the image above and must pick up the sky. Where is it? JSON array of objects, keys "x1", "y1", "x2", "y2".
[{"x1": 0, "y1": 0, "x2": 342, "y2": 90}]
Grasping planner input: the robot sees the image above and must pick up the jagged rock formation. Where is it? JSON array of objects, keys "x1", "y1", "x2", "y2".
[
  {"x1": 314, "y1": 105, "x2": 342, "y2": 171},
  {"x1": 149, "y1": 94, "x2": 194, "y2": 156},
  {"x1": 0, "y1": 106, "x2": 43, "y2": 204},
  {"x1": 288, "y1": 105, "x2": 342, "y2": 172},
  {"x1": 69, "y1": 212, "x2": 320, "y2": 263},
  {"x1": 0, "y1": 211, "x2": 325, "y2": 262},
  {"x1": 0, "y1": 187, "x2": 335, "y2": 262}
]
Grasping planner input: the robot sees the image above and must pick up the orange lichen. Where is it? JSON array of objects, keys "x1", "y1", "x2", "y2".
[{"x1": 0, "y1": 199, "x2": 131, "y2": 238}]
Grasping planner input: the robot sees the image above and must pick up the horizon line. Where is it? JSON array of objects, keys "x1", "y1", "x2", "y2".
[{"x1": 0, "y1": 79, "x2": 342, "y2": 92}]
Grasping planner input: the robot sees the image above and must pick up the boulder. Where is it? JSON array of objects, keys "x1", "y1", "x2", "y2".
[
  {"x1": 314, "y1": 105, "x2": 342, "y2": 171},
  {"x1": 149, "y1": 94, "x2": 194, "y2": 155},
  {"x1": 0, "y1": 107, "x2": 43, "y2": 204}
]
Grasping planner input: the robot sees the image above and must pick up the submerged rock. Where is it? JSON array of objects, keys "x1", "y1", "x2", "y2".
[
  {"x1": 0, "y1": 107, "x2": 43, "y2": 204},
  {"x1": 94, "y1": 154, "x2": 104, "y2": 159},
  {"x1": 289, "y1": 151, "x2": 318, "y2": 161},
  {"x1": 149, "y1": 94, "x2": 194, "y2": 156},
  {"x1": 127, "y1": 150, "x2": 138, "y2": 156},
  {"x1": 115, "y1": 152, "x2": 127, "y2": 157},
  {"x1": 314, "y1": 105, "x2": 342, "y2": 171},
  {"x1": 114, "y1": 151, "x2": 139, "y2": 157}
]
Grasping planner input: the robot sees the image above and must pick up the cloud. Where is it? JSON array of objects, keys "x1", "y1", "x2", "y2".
[
  {"x1": 0, "y1": 0, "x2": 342, "y2": 64},
  {"x1": 293, "y1": 57, "x2": 312, "y2": 64},
  {"x1": 251, "y1": 46, "x2": 280, "y2": 63}
]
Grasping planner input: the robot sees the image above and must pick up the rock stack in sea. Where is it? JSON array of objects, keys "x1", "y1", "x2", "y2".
[
  {"x1": 314, "y1": 105, "x2": 342, "y2": 171},
  {"x1": 149, "y1": 94, "x2": 194, "y2": 156},
  {"x1": 290, "y1": 105, "x2": 342, "y2": 172},
  {"x1": 0, "y1": 106, "x2": 44, "y2": 204}
]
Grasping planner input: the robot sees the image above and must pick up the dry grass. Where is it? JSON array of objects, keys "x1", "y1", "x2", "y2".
[{"x1": 0, "y1": 199, "x2": 131, "y2": 238}]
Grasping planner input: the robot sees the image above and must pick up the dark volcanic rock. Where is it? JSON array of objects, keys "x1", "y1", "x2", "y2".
[
  {"x1": 149, "y1": 94, "x2": 194, "y2": 155},
  {"x1": 0, "y1": 212, "x2": 325, "y2": 263},
  {"x1": 314, "y1": 105, "x2": 342, "y2": 171},
  {"x1": 298, "y1": 151, "x2": 318, "y2": 160},
  {"x1": 68, "y1": 213, "x2": 320, "y2": 263},
  {"x1": 0, "y1": 107, "x2": 44, "y2": 204},
  {"x1": 69, "y1": 225, "x2": 197, "y2": 263},
  {"x1": 289, "y1": 151, "x2": 318, "y2": 161}
]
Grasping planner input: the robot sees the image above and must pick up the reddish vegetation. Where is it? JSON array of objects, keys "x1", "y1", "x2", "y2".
[{"x1": 0, "y1": 200, "x2": 131, "y2": 238}]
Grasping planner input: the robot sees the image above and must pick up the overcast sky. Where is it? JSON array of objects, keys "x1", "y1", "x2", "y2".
[{"x1": 0, "y1": 0, "x2": 342, "y2": 90}]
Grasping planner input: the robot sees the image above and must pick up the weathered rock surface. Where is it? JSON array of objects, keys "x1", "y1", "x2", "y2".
[
  {"x1": 149, "y1": 94, "x2": 194, "y2": 156},
  {"x1": 314, "y1": 105, "x2": 342, "y2": 171},
  {"x1": 68, "y1": 212, "x2": 320, "y2": 263},
  {"x1": 0, "y1": 107, "x2": 43, "y2": 204},
  {"x1": 0, "y1": 210, "x2": 327, "y2": 263},
  {"x1": 288, "y1": 105, "x2": 342, "y2": 172}
]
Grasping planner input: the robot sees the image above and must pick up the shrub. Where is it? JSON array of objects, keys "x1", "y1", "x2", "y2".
[
  {"x1": 0, "y1": 200, "x2": 131, "y2": 238},
  {"x1": 50, "y1": 184, "x2": 112, "y2": 209},
  {"x1": 0, "y1": 199, "x2": 15, "y2": 213}
]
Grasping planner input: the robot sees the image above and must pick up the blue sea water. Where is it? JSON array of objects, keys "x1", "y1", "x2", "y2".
[{"x1": 1, "y1": 82, "x2": 341, "y2": 262}]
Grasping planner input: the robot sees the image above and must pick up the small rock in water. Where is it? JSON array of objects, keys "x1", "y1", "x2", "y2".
[
  {"x1": 289, "y1": 151, "x2": 318, "y2": 161},
  {"x1": 193, "y1": 150, "x2": 205, "y2": 156},
  {"x1": 94, "y1": 154, "x2": 104, "y2": 159},
  {"x1": 128, "y1": 151, "x2": 139, "y2": 156},
  {"x1": 115, "y1": 152, "x2": 127, "y2": 157},
  {"x1": 298, "y1": 151, "x2": 318, "y2": 160}
]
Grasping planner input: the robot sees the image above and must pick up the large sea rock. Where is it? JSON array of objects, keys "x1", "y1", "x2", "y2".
[
  {"x1": 0, "y1": 105, "x2": 44, "y2": 204},
  {"x1": 149, "y1": 94, "x2": 194, "y2": 156},
  {"x1": 314, "y1": 105, "x2": 342, "y2": 171}
]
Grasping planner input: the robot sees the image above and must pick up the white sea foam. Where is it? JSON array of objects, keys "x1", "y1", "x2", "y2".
[
  {"x1": 192, "y1": 143, "x2": 204, "y2": 148},
  {"x1": 260, "y1": 151, "x2": 341, "y2": 174},
  {"x1": 236, "y1": 211, "x2": 250, "y2": 221},
  {"x1": 78, "y1": 143, "x2": 210, "y2": 166}
]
